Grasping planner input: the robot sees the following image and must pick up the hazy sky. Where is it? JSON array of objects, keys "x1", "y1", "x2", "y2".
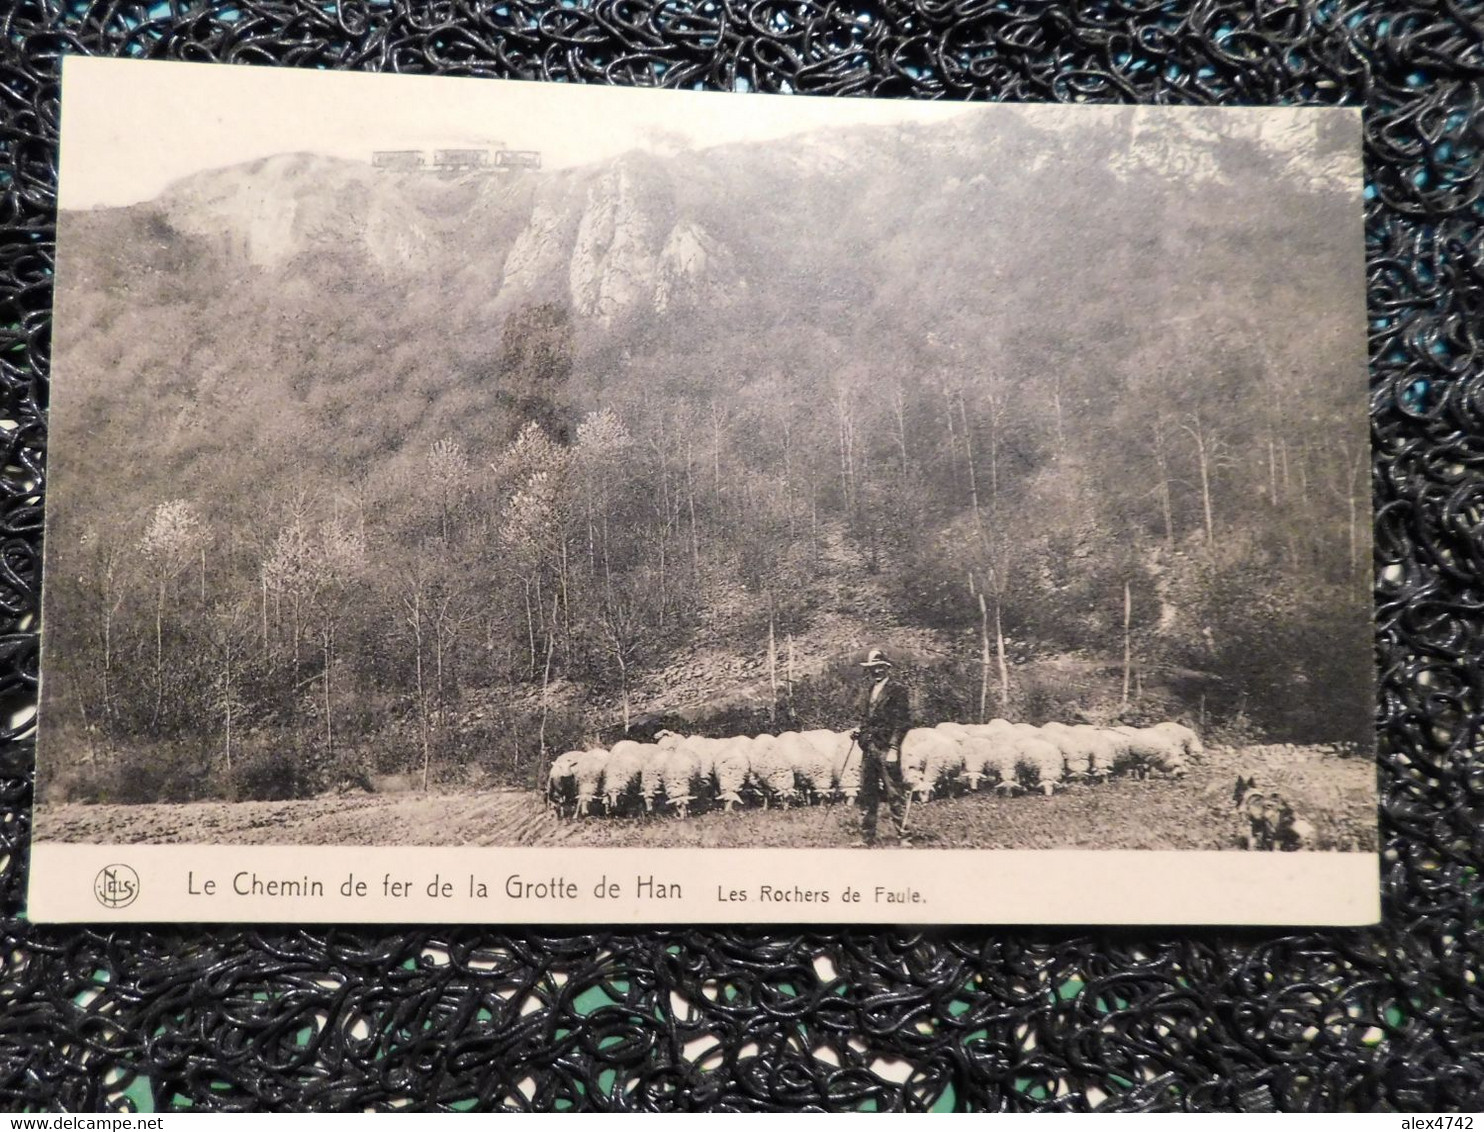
[
  {"x1": 60, "y1": 58, "x2": 983, "y2": 209},
  {"x1": 58, "y1": 59, "x2": 1357, "y2": 209}
]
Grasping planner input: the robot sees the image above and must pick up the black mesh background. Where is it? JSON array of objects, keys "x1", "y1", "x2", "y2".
[{"x1": 1, "y1": 0, "x2": 1481, "y2": 1113}]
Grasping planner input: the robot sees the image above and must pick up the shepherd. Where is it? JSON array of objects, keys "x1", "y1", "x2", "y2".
[{"x1": 851, "y1": 648, "x2": 912, "y2": 847}]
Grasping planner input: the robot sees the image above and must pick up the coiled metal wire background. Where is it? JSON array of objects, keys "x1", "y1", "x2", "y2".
[{"x1": 0, "y1": 0, "x2": 1481, "y2": 1112}]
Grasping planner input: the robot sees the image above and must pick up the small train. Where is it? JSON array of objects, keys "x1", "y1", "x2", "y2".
[{"x1": 371, "y1": 147, "x2": 542, "y2": 173}]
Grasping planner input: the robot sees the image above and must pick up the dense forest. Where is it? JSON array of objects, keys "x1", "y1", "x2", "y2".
[{"x1": 38, "y1": 105, "x2": 1371, "y2": 804}]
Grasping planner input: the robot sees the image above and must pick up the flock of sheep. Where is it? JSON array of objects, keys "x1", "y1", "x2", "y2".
[{"x1": 545, "y1": 719, "x2": 1201, "y2": 819}]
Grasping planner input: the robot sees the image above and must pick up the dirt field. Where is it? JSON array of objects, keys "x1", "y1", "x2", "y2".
[{"x1": 33, "y1": 744, "x2": 1377, "y2": 851}]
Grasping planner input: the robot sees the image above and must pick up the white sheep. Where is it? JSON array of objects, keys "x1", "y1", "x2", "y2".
[
  {"x1": 1009, "y1": 721, "x2": 1045, "y2": 742},
  {"x1": 1071, "y1": 726, "x2": 1118, "y2": 781},
  {"x1": 1035, "y1": 726, "x2": 1095, "y2": 781},
  {"x1": 946, "y1": 730, "x2": 1012, "y2": 793},
  {"x1": 573, "y1": 748, "x2": 608, "y2": 817},
  {"x1": 940, "y1": 725, "x2": 984, "y2": 790},
  {"x1": 1011, "y1": 720, "x2": 1052, "y2": 751},
  {"x1": 658, "y1": 745, "x2": 703, "y2": 817},
  {"x1": 1011, "y1": 734, "x2": 1066, "y2": 795},
  {"x1": 831, "y1": 731, "x2": 864, "y2": 803},
  {"x1": 901, "y1": 728, "x2": 965, "y2": 802},
  {"x1": 1151, "y1": 721, "x2": 1203, "y2": 764},
  {"x1": 749, "y1": 734, "x2": 799, "y2": 808},
  {"x1": 934, "y1": 722, "x2": 977, "y2": 782},
  {"x1": 985, "y1": 736, "x2": 1024, "y2": 795},
  {"x1": 957, "y1": 720, "x2": 1012, "y2": 744},
  {"x1": 711, "y1": 736, "x2": 752, "y2": 811},
  {"x1": 899, "y1": 730, "x2": 928, "y2": 798},
  {"x1": 927, "y1": 734, "x2": 968, "y2": 800},
  {"x1": 656, "y1": 730, "x2": 723, "y2": 812},
  {"x1": 1111, "y1": 726, "x2": 1187, "y2": 777},
  {"x1": 662, "y1": 731, "x2": 721, "y2": 782},
  {"x1": 546, "y1": 749, "x2": 583, "y2": 817},
  {"x1": 791, "y1": 729, "x2": 842, "y2": 803},
  {"x1": 955, "y1": 725, "x2": 1023, "y2": 792},
  {"x1": 935, "y1": 721, "x2": 985, "y2": 753},
  {"x1": 1140, "y1": 725, "x2": 1191, "y2": 777},
  {"x1": 638, "y1": 738, "x2": 700, "y2": 814},
  {"x1": 639, "y1": 741, "x2": 669, "y2": 812},
  {"x1": 1085, "y1": 727, "x2": 1139, "y2": 777},
  {"x1": 603, "y1": 740, "x2": 646, "y2": 814}
]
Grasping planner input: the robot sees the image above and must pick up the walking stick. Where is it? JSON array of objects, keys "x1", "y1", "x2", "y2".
[
  {"x1": 840, "y1": 736, "x2": 867, "y2": 844},
  {"x1": 838, "y1": 735, "x2": 861, "y2": 786},
  {"x1": 897, "y1": 754, "x2": 915, "y2": 839}
]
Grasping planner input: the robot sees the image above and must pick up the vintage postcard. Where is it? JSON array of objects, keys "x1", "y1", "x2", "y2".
[{"x1": 31, "y1": 58, "x2": 1376, "y2": 924}]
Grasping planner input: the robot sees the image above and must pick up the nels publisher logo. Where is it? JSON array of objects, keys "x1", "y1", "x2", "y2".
[{"x1": 93, "y1": 864, "x2": 140, "y2": 909}]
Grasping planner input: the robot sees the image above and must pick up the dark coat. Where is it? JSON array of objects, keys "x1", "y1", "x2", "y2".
[{"x1": 858, "y1": 677, "x2": 911, "y2": 752}]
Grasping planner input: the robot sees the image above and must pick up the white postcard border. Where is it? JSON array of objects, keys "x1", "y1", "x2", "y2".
[{"x1": 30, "y1": 843, "x2": 1380, "y2": 926}]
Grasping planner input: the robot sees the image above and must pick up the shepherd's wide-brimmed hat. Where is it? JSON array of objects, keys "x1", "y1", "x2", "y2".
[{"x1": 860, "y1": 648, "x2": 893, "y2": 669}]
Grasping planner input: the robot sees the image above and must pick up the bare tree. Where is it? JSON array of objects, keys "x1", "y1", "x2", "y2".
[
  {"x1": 398, "y1": 552, "x2": 465, "y2": 791},
  {"x1": 261, "y1": 511, "x2": 364, "y2": 776},
  {"x1": 426, "y1": 437, "x2": 471, "y2": 545},
  {"x1": 209, "y1": 601, "x2": 250, "y2": 781},
  {"x1": 971, "y1": 553, "x2": 1012, "y2": 719},
  {"x1": 502, "y1": 470, "x2": 561, "y2": 675},
  {"x1": 262, "y1": 511, "x2": 313, "y2": 677},
  {"x1": 309, "y1": 518, "x2": 367, "y2": 770},
  {"x1": 683, "y1": 433, "x2": 701, "y2": 578},
  {"x1": 139, "y1": 500, "x2": 204, "y2": 727},
  {"x1": 81, "y1": 529, "x2": 128, "y2": 744},
  {"x1": 709, "y1": 398, "x2": 726, "y2": 508},
  {"x1": 970, "y1": 574, "x2": 990, "y2": 723},
  {"x1": 1146, "y1": 411, "x2": 1177, "y2": 545},
  {"x1": 888, "y1": 381, "x2": 910, "y2": 482},
  {"x1": 537, "y1": 591, "x2": 559, "y2": 762},
  {"x1": 600, "y1": 589, "x2": 647, "y2": 733},
  {"x1": 575, "y1": 408, "x2": 632, "y2": 581},
  {"x1": 958, "y1": 389, "x2": 983, "y2": 539},
  {"x1": 1180, "y1": 410, "x2": 1231, "y2": 549},
  {"x1": 983, "y1": 381, "x2": 1007, "y2": 516},
  {"x1": 1121, "y1": 580, "x2": 1132, "y2": 708},
  {"x1": 834, "y1": 383, "x2": 857, "y2": 519},
  {"x1": 403, "y1": 581, "x2": 432, "y2": 792},
  {"x1": 767, "y1": 602, "x2": 778, "y2": 726}
]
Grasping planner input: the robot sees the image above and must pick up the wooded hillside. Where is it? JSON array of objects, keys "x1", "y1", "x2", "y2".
[{"x1": 38, "y1": 105, "x2": 1371, "y2": 803}]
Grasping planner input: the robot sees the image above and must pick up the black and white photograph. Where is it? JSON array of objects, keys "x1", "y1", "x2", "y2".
[{"x1": 30, "y1": 59, "x2": 1375, "y2": 924}]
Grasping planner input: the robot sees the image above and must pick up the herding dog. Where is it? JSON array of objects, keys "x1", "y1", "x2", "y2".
[{"x1": 1232, "y1": 775, "x2": 1315, "y2": 851}]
